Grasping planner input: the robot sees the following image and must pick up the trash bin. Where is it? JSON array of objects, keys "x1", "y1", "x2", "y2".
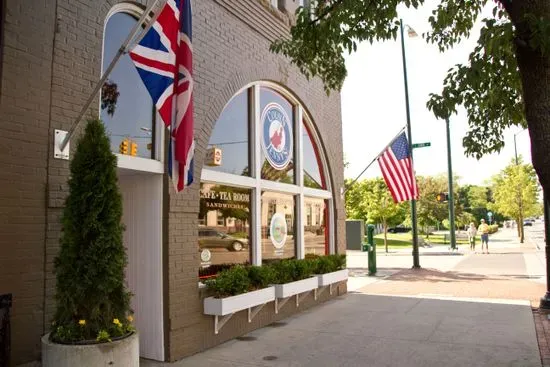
[{"x1": 0, "y1": 293, "x2": 12, "y2": 367}]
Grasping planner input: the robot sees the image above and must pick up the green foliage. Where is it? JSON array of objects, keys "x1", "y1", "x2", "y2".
[
  {"x1": 205, "y1": 255, "x2": 346, "y2": 298},
  {"x1": 490, "y1": 156, "x2": 540, "y2": 221},
  {"x1": 271, "y1": 0, "x2": 549, "y2": 162},
  {"x1": 415, "y1": 175, "x2": 452, "y2": 232},
  {"x1": 247, "y1": 265, "x2": 276, "y2": 290},
  {"x1": 205, "y1": 265, "x2": 251, "y2": 298},
  {"x1": 51, "y1": 119, "x2": 133, "y2": 344}
]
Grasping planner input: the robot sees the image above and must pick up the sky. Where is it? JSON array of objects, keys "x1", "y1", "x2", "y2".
[{"x1": 341, "y1": 1, "x2": 532, "y2": 187}]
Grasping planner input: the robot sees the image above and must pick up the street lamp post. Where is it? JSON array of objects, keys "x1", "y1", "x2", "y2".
[
  {"x1": 446, "y1": 118, "x2": 457, "y2": 250},
  {"x1": 399, "y1": 19, "x2": 420, "y2": 268}
]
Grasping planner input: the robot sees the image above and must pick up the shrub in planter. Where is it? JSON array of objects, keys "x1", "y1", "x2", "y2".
[
  {"x1": 247, "y1": 265, "x2": 276, "y2": 290},
  {"x1": 50, "y1": 119, "x2": 134, "y2": 344},
  {"x1": 205, "y1": 265, "x2": 251, "y2": 298},
  {"x1": 310, "y1": 254, "x2": 346, "y2": 275},
  {"x1": 271, "y1": 259, "x2": 314, "y2": 284}
]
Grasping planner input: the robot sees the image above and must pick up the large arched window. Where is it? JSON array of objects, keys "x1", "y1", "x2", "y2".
[
  {"x1": 199, "y1": 83, "x2": 333, "y2": 276},
  {"x1": 101, "y1": 9, "x2": 162, "y2": 164}
]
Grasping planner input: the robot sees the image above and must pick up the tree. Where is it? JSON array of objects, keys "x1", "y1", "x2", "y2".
[
  {"x1": 415, "y1": 175, "x2": 450, "y2": 235},
  {"x1": 490, "y1": 156, "x2": 540, "y2": 242},
  {"x1": 51, "y1": 119, "x2": 133, "y2": 343},
  {"x1": 363, "y1": 178, "x2": 407, "y2": 253},
  {"x1": 271, "y1": 0, "x2": 550, "y2": 220},
  {"x1": 344, "y1": 179, "x2": 370, "y2": 221}
]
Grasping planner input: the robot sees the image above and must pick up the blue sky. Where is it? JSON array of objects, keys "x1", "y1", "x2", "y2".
[{"x1": 341, "y1": 1, "x2": 532, "y2": 186}]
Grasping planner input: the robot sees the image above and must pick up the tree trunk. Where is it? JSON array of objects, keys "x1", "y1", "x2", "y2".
[
  {"x1": 516, "y1": 217, "x2": 521, "y2": 237},
  {"x1": 383, "y1": 221, "x2": 388, "y2": 253},
  {"x1": 519, "y1": 212, "x2": 525, "y2": 243},
  {"x1": 512, "y1": 2, "x2": 550, "y2": 217}
]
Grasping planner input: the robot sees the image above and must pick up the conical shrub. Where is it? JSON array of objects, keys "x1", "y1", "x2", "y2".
[{"x1": 51, "y1": 119, "x2": 133, "y2": 343}]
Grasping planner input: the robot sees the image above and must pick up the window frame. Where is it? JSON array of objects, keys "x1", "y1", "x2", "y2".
[
  {"x1": 201, "y1": 82, "x2": 335, "y2": 265},
  {"x1": 101, "y1": 6, "x2": 165, "y2": 174}
]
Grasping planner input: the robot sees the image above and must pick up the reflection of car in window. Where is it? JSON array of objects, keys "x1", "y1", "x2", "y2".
[{"x1": 198, "y1": 228, "x2": 248, "y2": 251}]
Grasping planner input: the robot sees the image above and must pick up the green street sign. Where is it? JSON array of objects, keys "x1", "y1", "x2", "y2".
[{"x1": 412, "y1": 142, "x2": 431, "y2": 149}]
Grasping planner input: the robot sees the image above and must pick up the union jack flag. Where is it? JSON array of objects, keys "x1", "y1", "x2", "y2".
[{"x1": 129, "y1": 0, "x2": 194, "y2": 192}]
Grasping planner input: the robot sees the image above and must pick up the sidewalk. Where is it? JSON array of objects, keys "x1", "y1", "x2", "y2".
[{"x1": 142, "y1": 293, "x2": 540, "y2": 367}]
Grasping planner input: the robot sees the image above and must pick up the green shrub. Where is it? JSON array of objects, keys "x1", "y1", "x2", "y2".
[
  {"x1": 247, "y1": 265, "x2": 276, "y2": 290},
  {"x1": 205, "y1": 265, "x2": 251, "y2": 298},
  {"x1": 50, "y1": 119, "x2": 133, "y2": 344},
  {"x1": 488, "y1": 224, "x2": 499, "y2": 234},
  {"x1": 311, "y1": 255, "x2": 346, "y2": 274}
]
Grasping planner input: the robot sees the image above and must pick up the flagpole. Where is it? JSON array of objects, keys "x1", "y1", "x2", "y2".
[
  {"x1": 57, "y1": 0, "x2": 165, "y2": 154},
  {"x1": 343, "y1": 126, "x2": 406, "y2": 194}
]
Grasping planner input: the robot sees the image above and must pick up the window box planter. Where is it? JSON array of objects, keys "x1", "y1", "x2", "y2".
[
  {"x1": 273, "y1": 276, "x2": 318, "y2": 313},
  {"x1": 315, "y1": 269, "x2": 348, "y2": 299},
  {"x1": 203, "y1": 286, "x2": 275, "y2": 334},
  {"x1": 317, "y1": 269, "x2": 348, "y2": 287}
]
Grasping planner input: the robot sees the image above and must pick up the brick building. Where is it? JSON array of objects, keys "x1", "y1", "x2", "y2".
[{"x1": 0, "y1": 0, "x2": 346, "y2": 364}]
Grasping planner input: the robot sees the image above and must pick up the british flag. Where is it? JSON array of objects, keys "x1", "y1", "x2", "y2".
[{"x1": 129, "y1": 0, "x2": 194, "y2": 192}]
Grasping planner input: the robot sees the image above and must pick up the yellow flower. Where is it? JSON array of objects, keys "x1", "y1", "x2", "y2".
[
  {"x1": 113, "y1": 318, "x2": 121, "y2": 326},
  {"x1": 127, "y1": 315, "x2": 133, "y2": 323},
  {"x1": 78, "y1": 319, "x2": 86, "y2": 326}
]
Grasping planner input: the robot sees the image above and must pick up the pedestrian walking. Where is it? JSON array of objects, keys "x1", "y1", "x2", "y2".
[
  {"x1": 467, "y1": 222, "x2": 477, "y2": 252},
  {"x1": 479, "y1": 219, "x2": 490, "y2": 254}
]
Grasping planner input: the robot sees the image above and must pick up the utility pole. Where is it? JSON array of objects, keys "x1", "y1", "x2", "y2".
[
  {"x1": 446, "y1": 118, "x2": 457, "y2": 250},
  {"x1": 400, "y1": 19, "x2": 420, "y2": 268}
]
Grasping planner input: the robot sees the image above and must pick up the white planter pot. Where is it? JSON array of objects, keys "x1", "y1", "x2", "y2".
[
  {"x1": 274, "y1": 277, "x2": 318, "y2": 298},
  {"x1": 204, "y1": 286, "x2": 275, "y2": 316},
  {"x1": 42, "y1": 332, "x2": 139, "y2": 367},
  {"x1": 317, "y1": 269, "x2": 349, "y2": 287}
]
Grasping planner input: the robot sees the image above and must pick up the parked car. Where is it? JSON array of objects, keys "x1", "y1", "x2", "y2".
[
  {"x1": 523, "y1": 220, "x2": 534, "y2": 226},
  {"x1": 387, "y1": 226, "x2": 412, "y2": 234},
  {"x1": 198, "y1": 228, "x2": 248, "y2": 251}
]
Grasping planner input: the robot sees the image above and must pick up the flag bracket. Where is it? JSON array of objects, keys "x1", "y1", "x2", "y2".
[{"x1": 54, "y1": 130, "x2": 70, "y2": 160}]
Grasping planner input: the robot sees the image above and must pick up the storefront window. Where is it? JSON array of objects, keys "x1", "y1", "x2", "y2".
[
  {"x1": 206, "y1": 90, "x2": 250, "y2": 176},
  {"x1": 303, "y1": 122, "x2": 325, "y2": 189},
  {"x1": 260, "y1": 87, "x2": 295, "y2": 184},
  {"x1": 199, "y1": 83, "x2": 333, "y2": 276},
  {"x1": 102, "y1": 12, "x2": 155, "y2": 159},
  {"x1": 261, "y1": 192, "x2": 296, "y2": 263},
  {"x1": 198, "y1": 183, "x2": 251, "y2": 278},
  {"x1": 304, "y1": 198, "x2": 328, "y2": 256}
]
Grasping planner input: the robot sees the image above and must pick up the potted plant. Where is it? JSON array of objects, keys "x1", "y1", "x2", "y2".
[
  {"x1": 203, "y1": 265, "x2": 276, "y2": 319},
  {"x1": 315, "y1": 255, "x2": 348, "y2": 287},
  {"x1": 271, "y1": 259, "x2": 318, "y2": 299},
  {"x1": 42, "y1": 119, "x2": 138, "y2": 367}
]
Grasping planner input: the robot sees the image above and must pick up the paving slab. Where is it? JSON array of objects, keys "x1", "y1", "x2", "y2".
[{"x1": 142, "y1": 293, "x2": 541, "y2": 367}]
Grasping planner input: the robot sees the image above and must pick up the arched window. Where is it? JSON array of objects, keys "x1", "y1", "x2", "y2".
[
  {"x1": 199, "y1": 83, "x2": 333, "y2": 276},
  {"x1": 101, "y1": 10, "x2": 158, "y2": 161}
]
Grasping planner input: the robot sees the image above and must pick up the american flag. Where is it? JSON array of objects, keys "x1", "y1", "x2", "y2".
[
  {"x1": 129, "y1": 0, "x2": 194, "y2": 192},
  {"x1": 377, "y1": 132, "x2": 419, "y2": 203}
]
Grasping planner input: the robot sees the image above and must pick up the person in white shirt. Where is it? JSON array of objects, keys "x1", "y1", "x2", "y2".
[{"x1": 467, "y1": 222, "x2": 477, "y2": 252}]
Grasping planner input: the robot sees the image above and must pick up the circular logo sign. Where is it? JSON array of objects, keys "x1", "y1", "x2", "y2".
[
  {"x1": 200, "y1": 249, "x2": 212, "y2": 263},
  {"x1": 270, "y1": 213, "x2": 288, "y2": 250},
  {"x1": 261, "y1": 103, "x2": 293, "y2": 170}
]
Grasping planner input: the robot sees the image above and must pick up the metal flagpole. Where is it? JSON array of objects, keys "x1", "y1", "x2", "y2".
[
  {"x1": 343, "y1": 126, "x2": 406, "y2": 195},
  {"x1": 56, "y1": 0, "x2": 165, "y2": 155}
]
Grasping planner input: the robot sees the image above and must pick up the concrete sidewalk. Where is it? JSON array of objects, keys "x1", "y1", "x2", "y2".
[{"x1": 142, "y1": 293, "x2": 540, "y2": 367}]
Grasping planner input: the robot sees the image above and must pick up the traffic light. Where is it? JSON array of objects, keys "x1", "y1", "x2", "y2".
[
  {"x1": 436, "y1": 192, "x2": 449, "y2": 202},
  {"x1": 130, "y1": 141, "x2": 138, "y2": 157},
  {"x1": 119, "y1": 138, "x2": 129, "y2": 155}
]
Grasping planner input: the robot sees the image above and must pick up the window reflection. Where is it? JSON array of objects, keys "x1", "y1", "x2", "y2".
[
  {"x1": 303, "y1": 122, "x2": 325, "y2": 189},
  {"x1": 260, "y1": 88, "x2": 295, "y2": 184},
  {"x1": 198, "y1": 183, "x2": 251, "y2": 278},
  {"x1": 101, "y1": 12, "x2": 155, "y2": 159},
  {"x1": 206, "y1": 90, "x2": 250, "y2": 176},
  {"x1": 261, "y1": 192, "x2": 296, "y2": 263},
  {"x1": 304, "y1": 198, "x2": 328, "y2": 256}
]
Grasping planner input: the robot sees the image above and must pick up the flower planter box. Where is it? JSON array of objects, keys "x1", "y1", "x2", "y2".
[
  {"x1": 204, "y1": 286, "x2": 275, "y2": 316},
  {"x1": 42, "y1": 332, "x2": 139, "y2": 367},
  {"x1": 317, "y1": 269, "x2": 348, "y2": 287},
  {"x1": 204, "y1": 286, "x2": 276, "y2": 334},
  {"x1": 274, "y1": 277, "x2": 318, "y2": 299}
]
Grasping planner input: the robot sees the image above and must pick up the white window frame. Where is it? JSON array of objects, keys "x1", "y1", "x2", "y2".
[
  {"x1": 102, "y1": 6, "x2": 165, "y2": 174},
  {"x1": 201, "y1": 81, "x2": 334, "y2": 265}
]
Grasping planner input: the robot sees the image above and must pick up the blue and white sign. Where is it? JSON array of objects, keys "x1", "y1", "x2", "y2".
[{"x1": 261, "y1": 103, "x2": 293, "y2": 170}]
